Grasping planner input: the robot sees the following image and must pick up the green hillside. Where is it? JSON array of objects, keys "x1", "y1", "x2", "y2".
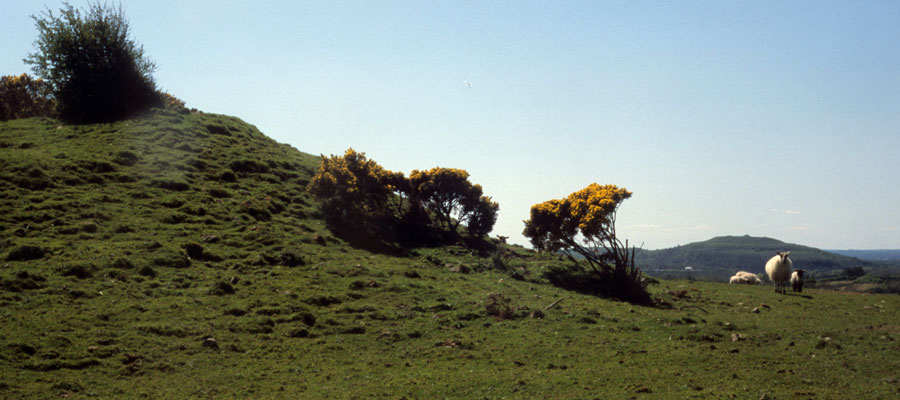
[
  {"x1": 636, "y1": 235, "x2": 873, "y2": 281},
  {"x1": 2, "y1": 111, "x2": 900, "y2": 399}
]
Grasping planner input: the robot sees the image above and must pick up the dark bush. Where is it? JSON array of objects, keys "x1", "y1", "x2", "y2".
[{"x1": 25, "y1": 2, "x2": 161, "y2": 123}]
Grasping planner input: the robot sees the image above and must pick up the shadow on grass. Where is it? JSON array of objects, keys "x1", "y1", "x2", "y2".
[
  {"x1": 325, "y1": 218, "x2": 496, "y2": 256},
  {"x1": 543, "y1": 263, "x2": 654, "y2": 306}
]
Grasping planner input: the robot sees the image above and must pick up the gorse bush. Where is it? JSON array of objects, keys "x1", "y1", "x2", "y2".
[
  {"x1": 409, "y1": 167, "x2": 499, "y2": 237},
  {"x1": 158, "y1": 91, "x2": 187, "y2": 112},
  {"x1": 523, "y1": 183, "x2": 651, "y2": 305},
  {"x1": 25, "y1": 2, "x2": 161, "y2": 123},
  {"x1": 307, "y1": 149, "x2": 499, "y2": 246},
  {"x1": 0, "y1": 73, "x2": 55, "y2": 121},
  {"x1": 306, "y1": 148, "x2": 397, "y2": 226}
]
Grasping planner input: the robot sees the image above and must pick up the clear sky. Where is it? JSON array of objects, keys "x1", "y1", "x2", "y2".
[{"x1": 3, "y1": 1, "x2": 899, "y2": 250}]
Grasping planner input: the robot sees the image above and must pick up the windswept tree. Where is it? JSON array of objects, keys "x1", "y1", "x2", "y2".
[
  {"x1": 523, "y1": 183, "x2": 650, "y2": 304},
  {"x1": 408, "y1": 167, "x2": 498, "y2": 237},
  {"x1": 25, "y1": 1, "x2": 161, "y2": 123}
]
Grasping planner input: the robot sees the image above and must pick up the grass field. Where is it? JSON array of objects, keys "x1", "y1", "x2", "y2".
[{"x1": 2, "y1": 110, "x2": 899, "y2": 399}]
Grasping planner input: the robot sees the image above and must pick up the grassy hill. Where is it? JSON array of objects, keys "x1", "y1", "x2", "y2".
[
  {"x1": 2, "y1": 111, "x2": 900, "y2": 399},
  {"x1": 636, "y1": 235, "x2": 874, "y2": 281}
]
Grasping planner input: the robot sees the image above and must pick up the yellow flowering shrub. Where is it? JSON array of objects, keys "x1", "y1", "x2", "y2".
[
  {"x1": 0, "y1": 73, "x2": 55, "y2": 121},
  {"x1": 523, "y1": 183, "x2": 648, "y2": 304},
  {"x1": 308, "y1": 151, "x2": 500, "y2": 244},
  {"x1": 306, "y1": 148, "x2": 394, "y2": 224},
  {"x1": 158, "y1": 91, "x2": 186, "y2": 111},
  {"x1": 409, "y1": 167, "x2": 497, "y2": 236}
]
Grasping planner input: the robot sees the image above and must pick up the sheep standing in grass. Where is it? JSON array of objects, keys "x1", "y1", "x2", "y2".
[
  {"x1": 765, "y1": 251, "x2": 792, "y2": 294},
  {"x1": 729, "y1": 271, "x2": 761, "y2": 284},
  {"x1": 791, "y1": 269, "x2": 805, "y2": 292}
]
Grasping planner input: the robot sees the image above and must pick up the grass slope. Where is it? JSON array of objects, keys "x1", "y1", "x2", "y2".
[{"x1": 2, "y1": 111, "x2": 899, "y2": 399}]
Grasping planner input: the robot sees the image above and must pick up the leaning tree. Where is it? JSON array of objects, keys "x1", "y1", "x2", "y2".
[{"x1": 523, "y1": 183, "x2": 650, "y2": 304}]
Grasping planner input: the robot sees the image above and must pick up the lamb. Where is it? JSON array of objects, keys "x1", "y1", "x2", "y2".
[
  {"x1": 729, "y1": 271, "x2": 761, "y2": 284},
  {"x1": 765, "y1": 251, "x2": 793, "y2": 294},
  {"x1": 791, "y1": 269, "x2": 805, "y2": 292}
]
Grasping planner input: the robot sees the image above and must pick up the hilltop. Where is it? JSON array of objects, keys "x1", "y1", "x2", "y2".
[{"x1": 2, "y1": 111, "x2": 899, "y2": 399}]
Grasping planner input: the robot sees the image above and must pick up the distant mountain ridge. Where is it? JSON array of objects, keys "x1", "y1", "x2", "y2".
[
  {"x1": 636, "y1": 235, "x2": 872, "y2": 280},
  {"x1": 826, "y1": 249, "x2": 900, "y2": 262}
]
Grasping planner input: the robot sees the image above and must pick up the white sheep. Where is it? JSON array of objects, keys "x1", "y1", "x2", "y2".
[
  {"x1": 765, "y1": 251, "x2": 793, "y2": 294},
  {"x1": 791, "y1": 269, "x2": 805, "y2": 293},
  {"x1": 729, "y1": 271, "x2": 761, "y2": 284}
]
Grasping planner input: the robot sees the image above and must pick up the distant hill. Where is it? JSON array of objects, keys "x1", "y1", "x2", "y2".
[
  {"x1": 635, "y1": 235, "x2": 873, "y2": 281},
  {"x1": 826, "y1": 249, "x2": 900, "y2": 262}
]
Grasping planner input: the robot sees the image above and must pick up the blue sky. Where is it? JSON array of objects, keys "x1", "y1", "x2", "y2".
[{"x1": 3, "y1": 1, "x2": 899, "y2": 250}]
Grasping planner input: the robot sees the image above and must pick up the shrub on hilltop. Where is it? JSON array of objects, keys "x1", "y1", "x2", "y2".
[{"x1": 24, "y1": 2, "x2": 161, "y2": 123}]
